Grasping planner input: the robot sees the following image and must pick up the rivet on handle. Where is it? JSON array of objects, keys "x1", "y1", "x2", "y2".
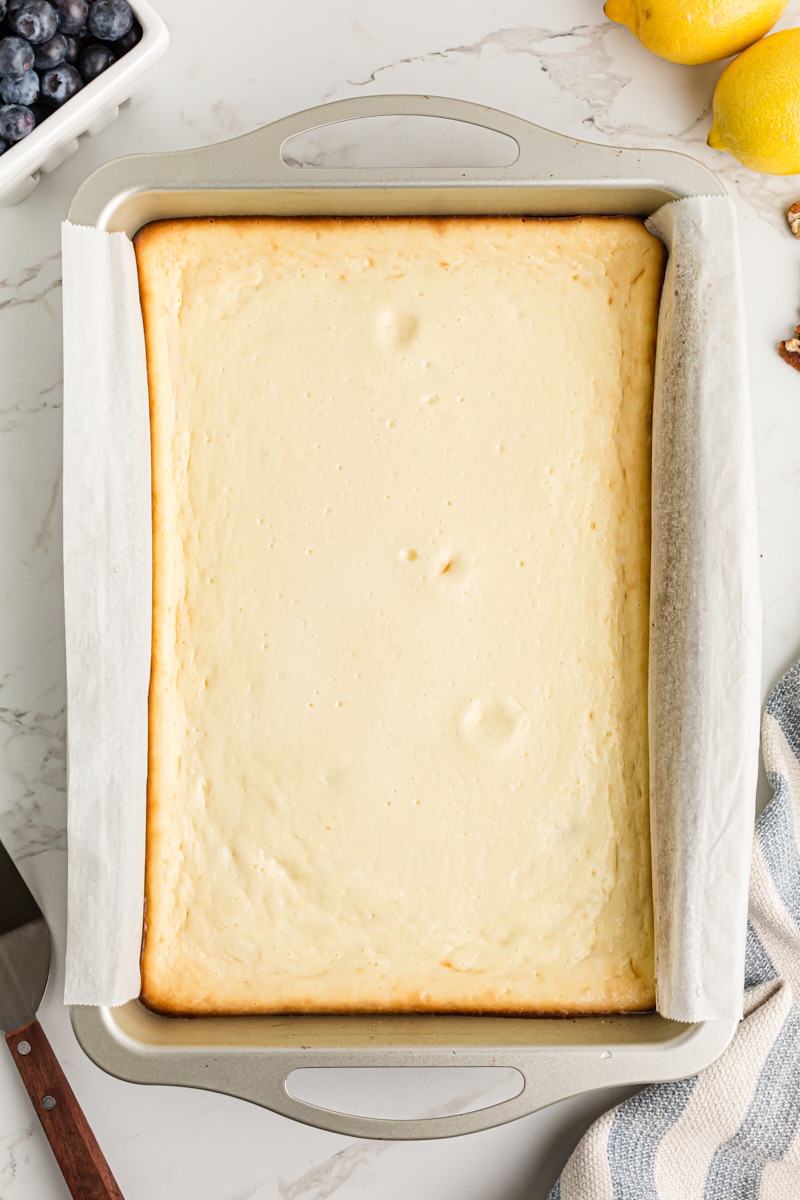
[
  {"x1": 42, "y1": 1095, "x2": 56, "y2": 1111},
  {"x1": 16, "y1": 1040, "x2": 31, "y2": 1056}
]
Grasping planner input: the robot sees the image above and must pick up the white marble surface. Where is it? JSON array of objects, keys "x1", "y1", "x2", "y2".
[{"x1": 2, "y1": 1, "x2": 800, "y2": 1196}]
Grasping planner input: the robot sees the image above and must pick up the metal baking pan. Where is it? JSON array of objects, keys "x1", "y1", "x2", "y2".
[{"x1": 67, "y1": 94, "x2": 735, "y2": 1140}]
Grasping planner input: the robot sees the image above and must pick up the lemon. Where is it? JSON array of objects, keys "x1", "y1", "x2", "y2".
[
  {"x1": 708, "y1": 29, "x2": 800, "y2": 174},
  {"x1": 604, "y1": 0, "x2": 787, "y2": 65}
]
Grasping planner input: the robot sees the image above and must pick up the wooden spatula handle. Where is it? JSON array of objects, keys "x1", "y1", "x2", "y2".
[{"x1": 6, "y1": 1019, "x2": 125, "y2": 1200}]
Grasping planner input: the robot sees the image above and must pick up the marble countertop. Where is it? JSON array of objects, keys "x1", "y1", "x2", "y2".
[{"x1": 3, "y1": 1, "x2": 800, "y2": 1196}]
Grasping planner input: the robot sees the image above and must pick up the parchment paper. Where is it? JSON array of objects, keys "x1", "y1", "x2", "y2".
[
  {"x1": 645, "y1": 198, "x2": 761, "y2": 1022},
  {"x1": 63, "y1": 224, "x2": 151, "y2": 1005},
  {"x1": 62, "y1": 197, "x2": 761, "y2": 1021}
]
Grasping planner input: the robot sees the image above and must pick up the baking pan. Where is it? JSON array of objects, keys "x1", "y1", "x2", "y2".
[{"x1": 67, "y1": 94, "x2": 736, "y2": 1140}]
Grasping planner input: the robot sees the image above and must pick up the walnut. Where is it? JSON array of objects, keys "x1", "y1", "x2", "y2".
[
  {"x1": 789, "y1": 202, "x2": 800, "y2": 238},
  {"x1": 779, "y1": 325, "x2": 800, "y2": 371}
]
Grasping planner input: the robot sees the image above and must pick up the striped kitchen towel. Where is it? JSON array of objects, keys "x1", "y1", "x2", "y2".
[{"x1": 550, "y1": 658, "x2": 800, "y2": 1198}]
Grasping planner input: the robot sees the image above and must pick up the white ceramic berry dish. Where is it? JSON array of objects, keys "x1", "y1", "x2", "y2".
[{"x1": 0, "y1": 0, "x2": 167, "y2": 206}]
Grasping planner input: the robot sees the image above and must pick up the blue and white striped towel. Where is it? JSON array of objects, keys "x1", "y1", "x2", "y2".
[{"x1": 550, "y1": 659, "x2": 800, "y2": 1198}]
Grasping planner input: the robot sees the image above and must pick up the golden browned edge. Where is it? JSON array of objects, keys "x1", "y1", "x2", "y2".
[
  {"x1": 134, "y1": 220, "x2": 178, "y2": 1012},
  {"x1": 141, "y1": 998, "x2": 657, "y2": 1019},
  {"x1": 134, "y1": 213, "x2": 663, "y2": 1018},
  {"x1": 140, "y1": 982, "x2": 657, "y2": 1018}
]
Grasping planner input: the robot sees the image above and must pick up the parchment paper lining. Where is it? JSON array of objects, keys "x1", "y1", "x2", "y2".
[
  {"x1": 63, "y1": 223, "x2": 151, "y2": 1005},
  {"x1": 646, "y1": 198, "x2": 760, "y2": 1022},
  {"x1": 62, "y1": 197, "x2": 761, "y2": 1021}
]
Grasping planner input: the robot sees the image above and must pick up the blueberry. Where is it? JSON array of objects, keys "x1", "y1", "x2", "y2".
[
  {"x1": 0, "y1": 138, "x2": 8, "y2": 155},
  {"x1": 51, "y1": 0, "x2": 86, "y2": 34},
  {"x1": 0, "y1": 0, "x2": 7, "y2": 20},
  {"x1": 0, "y1": 70, "x2": 39, "y2": 104},
  {"x1": 112, "y1": 16, "x2": 139, "y2": 55},
  {"x1": 0, "y1": 103, "x2": 35, "y2": 141},
  {"x1": 33, "y1": 31, "x2": 67, "y2": 67},
  {"x1": 78, "y1": 39, "x2": 112, "y2": 81},
  {"x1": 0, "y1": 35, "x2": 35, "y2": 75},
  {"x1": 40, "y1": 60, "x2": 80, "y2": 104},
  {"x1": 62, "y1": 31, "x2": 79, "y2": 62},
  {"x1": 87, "y1": 0, "x2": 131, "y2": 41},
  {"x1": 9, "y1": 1, "x2": 58, "y2": 44}
]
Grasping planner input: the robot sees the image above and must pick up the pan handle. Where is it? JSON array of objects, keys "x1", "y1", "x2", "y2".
[
  {"x1": 233, "y1": 93, "x2": 548, "y2": 177},
  {"x1": 190, "y1": 93, "x2": 723, "y2": 193},
  {"x1": 262, "y1": 1059, "x2": 544, "y2": 1140},
  {"x1": 175, "y1": 92, "x2": 664, "y2": 183}
]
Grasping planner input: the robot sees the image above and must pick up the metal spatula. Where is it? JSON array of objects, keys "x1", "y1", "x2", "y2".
[{"x1": 0, "y1": 836, "x2": 124, "y2": 1199}]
